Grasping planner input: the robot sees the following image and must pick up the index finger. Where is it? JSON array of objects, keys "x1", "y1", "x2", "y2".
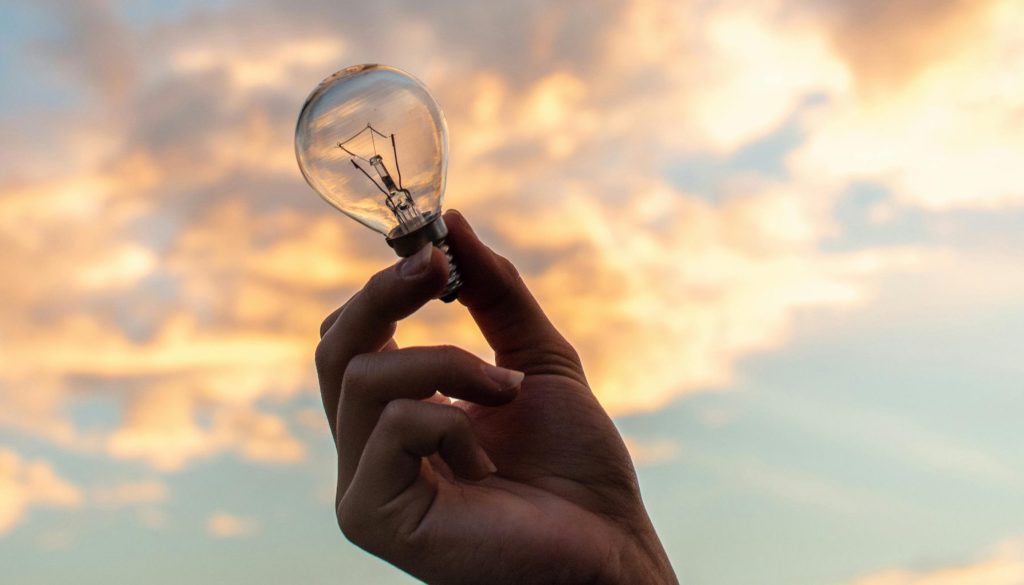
[{"x1": 315, "y1": 244, "x2": 449, "y2": 438}]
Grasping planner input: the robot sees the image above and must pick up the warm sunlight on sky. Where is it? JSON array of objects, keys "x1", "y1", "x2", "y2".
[{"x1": 1, "y1": 1, "x2": 1023, "y2": 584}]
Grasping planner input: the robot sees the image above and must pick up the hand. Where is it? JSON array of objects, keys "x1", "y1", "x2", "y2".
[{"x1": 316, "y1": 210, "x2": 678, "y2": 584}]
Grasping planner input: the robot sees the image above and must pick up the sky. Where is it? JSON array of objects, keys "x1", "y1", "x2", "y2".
[{"x1": 0, "y1": 0, "x2": 1023, "y2": 583}]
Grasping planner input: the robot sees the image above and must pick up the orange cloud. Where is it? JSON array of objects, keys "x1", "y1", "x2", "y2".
[
  {"x1": 107, "y1": 382, "x2": 307, "y2": 471},
  {"x1": 3, "y1": 0, "x2": 1019, "y2": 474},
  {"x1": 623, "y1": 436, "x2": 682, "y2": 467},
  {"x1": 819, "y1": 0, "x2": 1001, "y2": 93},
  {"x1": 206, "y1": 511, "x2": 259, "y2": 538},
  {"x1": 0, "y1": 449, "x2": 82, "y2": 535},
  {"x1": 844, "y1": 538, "x2": 1024, "y2": 585},
  {"x1": 485, "y1": 182, "x2": 900, "y2": 414},
  {"x1": 172, "y1": 37, "x2": 346, "y2": 91},
  {"x1": 91, "y1": 479, "x2": 168, "y2": 508},
  {"x1": 595, "y1": 0, "x2": 847, "y2": 154},
  {"x1": 791, "y1": 1, "x2": 1024, "y2": 210}
]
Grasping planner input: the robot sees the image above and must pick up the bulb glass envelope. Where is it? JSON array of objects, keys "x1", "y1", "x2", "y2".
[{"x1": 295, "y1": 64, "x2": 449, "y2": 238}]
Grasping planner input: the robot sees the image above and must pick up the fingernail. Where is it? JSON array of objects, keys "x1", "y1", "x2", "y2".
[
  {"x1": 399, "y1": 244, "x2": 432, "y2": 278},
  {"x1": 477, "y1": 447, "x2": 497, "y2": 476},
  {"x1": 481, "y1": 363, "x2": 525, "y2": 391}
]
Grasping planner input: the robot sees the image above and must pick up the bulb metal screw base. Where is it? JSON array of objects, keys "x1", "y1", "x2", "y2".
[
  {"x1": 387, "y1": 215, "x2": 463, "y2": 303},
  {"x1": 435, "y1": 238, "x2": 462, "y2": 303}
]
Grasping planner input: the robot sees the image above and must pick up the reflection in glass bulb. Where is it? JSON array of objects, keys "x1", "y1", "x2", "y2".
[{"x1": 295, "y1": 64, "x2": 461, "y2": 302}]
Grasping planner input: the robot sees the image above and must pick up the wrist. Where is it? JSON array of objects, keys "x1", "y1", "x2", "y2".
[{"x1": 601, "y1": 526, "x2": 678, "y2": 585}]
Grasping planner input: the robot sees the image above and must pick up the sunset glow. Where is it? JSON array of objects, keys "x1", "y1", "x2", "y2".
[{"x1": 1, "y1": 1, "x2": 1022, "y2": 583}]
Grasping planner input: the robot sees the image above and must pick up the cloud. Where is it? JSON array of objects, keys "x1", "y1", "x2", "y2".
[
  {"x1": 842, "y1": 538, "x2": 1024, "y2": 585},
  {"x1": 623, "y1": 436, "x2": 682, "y2": 467},
  {"x1": 206, "y1": 511, "x2": 258, "y2": 538},
  {"x1": 171, "y1": 37, "x2": 346, "y2": 91},
  {"x1": 108, "y1": 384, "x2": 306, "y2": 470},
  {"x1": 2, "y1": 0, "x2": 1021, "y2": 475},
  {"x1": 0, "y1": 0, "x2": 877, "y2": 465},
  {"x1": 91, "y1": 479, "x2": 168, "y2": 508},
  {"x1": 0, "y1": 448, "x2": 82, "y2": 535},
  {"x1": 220, "y1": 409, "x2": 307, "y2": 464},
  {"x1": 593, "y1": 0, "x2": 847, "y2": 155},
  {"x1": 791, "y1": 0, "x2": 1024, "y2": 210},
  {"x1": 35, "y1": 0, "x2": 138, "y2": 102},
  {"x1": 815, "y1": 0, "x2": 1000, "y2": 93},
  {"x1": 481, "y1": 181, "x2": 913, "y2": 413},
  {"x1": 292, "y1": 408, "x2": 327, "y2": 432}
]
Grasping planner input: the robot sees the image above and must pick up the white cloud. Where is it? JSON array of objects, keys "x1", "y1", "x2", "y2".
[
  {"x1": 597, "y1": 0, "x2": 848, "y2": 154},
  {"x1": 172, "y1": 36, "x2": 346, "y2": 91},
  {"x1": 75, "y1": 244, "x2": 158, "y2": 291},
  {"x1": 483, "y1": 182, "x2": 902, "y2": 414},
  {"x1": 791, "y1": 1, "x2": 1024, "y2": 210}
]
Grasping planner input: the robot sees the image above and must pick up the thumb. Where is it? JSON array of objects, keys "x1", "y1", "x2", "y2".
[{"x1": 443, "y1": 210, "x2": 583, "y2": 378}]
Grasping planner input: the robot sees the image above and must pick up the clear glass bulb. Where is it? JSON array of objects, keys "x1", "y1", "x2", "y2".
[{"x1": 295, "y1": 64, "x2": 461, "y2": 302}]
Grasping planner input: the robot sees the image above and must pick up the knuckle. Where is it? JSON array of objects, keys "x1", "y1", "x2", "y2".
[
  {"x1": 363, "y1": 270, "x2": 390, "y2": 298},
  {"x1": 558, "y1": 340, "x2": 583, "y2": 367},
  {"x1": 314, "y1": 339, "x2": 335, "y2": 372},
  {"x1": 320, "y1": 298, "x2": 353, "y2": 338},
  {"x1": 319, "y1": 312, "x2": 338, "y2": 339},
  {"x1": 337, "y1": 498, "x2": 369, "y2": 547},
  {"x1": 447, "y1": 405, "x2": 472, "y2": 433},
  {"x1": 436, "y1": 344, "x2": 469, "y2": 364},
  {"x1": 380, "y1": 398, "x2": 415, "y2": 426},
  {"x1": 340, "y1": 353, "x2": 373, "y2": 396},
  {"x1": 496, "y1": 254, "x2": 522, "y2": 282},
  {"x1": 319, "y1": 317, "x2": 333, "y2": 338}
]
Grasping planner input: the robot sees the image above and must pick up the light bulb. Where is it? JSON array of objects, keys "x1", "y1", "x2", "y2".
[{"x1": 295, "y1": 64, "x2": 461, "y2": 302}]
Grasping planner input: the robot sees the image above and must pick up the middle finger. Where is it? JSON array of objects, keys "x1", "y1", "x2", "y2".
[{"x1": 335, "y1": 345, "x2": 523, "y2": 495}]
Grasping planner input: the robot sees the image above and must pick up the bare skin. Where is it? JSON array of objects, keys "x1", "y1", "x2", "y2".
[{"x1": 316, "y1": 210, "x2": 678, "y2": 584}]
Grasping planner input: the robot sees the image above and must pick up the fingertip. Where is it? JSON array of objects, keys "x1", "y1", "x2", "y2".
[
  {"x1": 444, "y1": 209, "x2": 478, "y2": 245},
  {"x1": 456, "y1": 444, "x2": 497, "y2": 482},
  {"x1": 480, "y1": 363, "x2": 525, "y2": 393},
  {"x1": 395, "y1": 243, "x2": 449, "y2": 296},
  {"x1": 438, "y1": 212, "x2": 575, "y2": 373},
  {"x1": 349, "y1": 245, "x2": 448, "y2": 328},
  {"x1": 444, "y1": 208, "x2": 465, "y2": 226},
  {"x1": 476, "y1": 446, "x2": 498, "y2": 478},
  {"x1": 430, "y1": 242, "x2": 450, "y2": 271},
  {"x1": 397, "y1": 243, "x2": 432, "y2": 278},
  {"x1": 441, "y1": 212, "x2": 509, "y2": 308}
]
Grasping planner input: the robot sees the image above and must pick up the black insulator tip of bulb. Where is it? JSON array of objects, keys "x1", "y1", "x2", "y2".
[{"x1": 386, "y1": 214, "x2": 448, "y2": 256}]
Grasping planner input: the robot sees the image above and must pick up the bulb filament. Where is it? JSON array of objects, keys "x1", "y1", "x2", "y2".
[{"x1": 338, "y1": 124, "x2": 426, "y2": 233}]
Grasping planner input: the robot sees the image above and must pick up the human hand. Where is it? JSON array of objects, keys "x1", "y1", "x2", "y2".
[{"x1": 316, "y1": 210, "x2": 678, "y2": 584}]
